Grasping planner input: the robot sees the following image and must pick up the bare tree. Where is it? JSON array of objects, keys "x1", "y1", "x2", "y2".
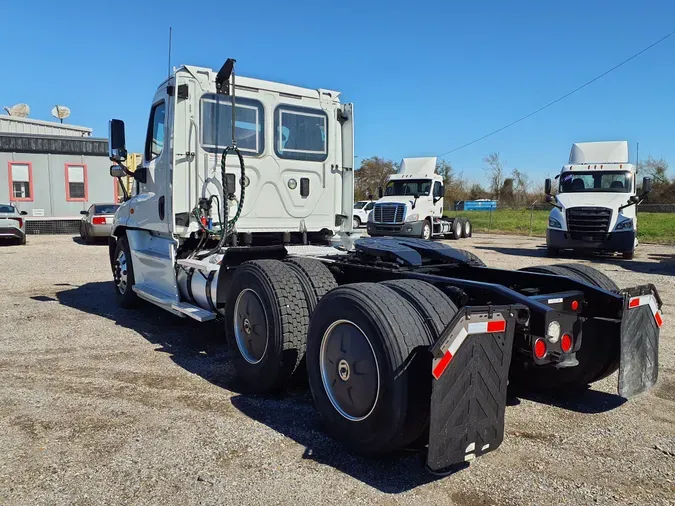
[
  {"x1": 637, "y1": 156, "x2": 669, "y2": 183},
  {"x1": 354, "y1": 156, "x2": 396, "y2": 200},
  {"x1": 511, "y1": 168, "x2": 530, "y2": 205},
  {"x1": 483, "y1": 152, "x2": 505, "y2": 198}
]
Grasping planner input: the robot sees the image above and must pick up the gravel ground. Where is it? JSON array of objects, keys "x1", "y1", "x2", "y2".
[{"x1": 0, "y1": 234, "x2": 673, "y2": 506}]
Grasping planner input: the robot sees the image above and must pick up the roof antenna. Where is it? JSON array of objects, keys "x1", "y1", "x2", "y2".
[{"x1": 167, "y1": 26, "x2": 173, "y2": 78}]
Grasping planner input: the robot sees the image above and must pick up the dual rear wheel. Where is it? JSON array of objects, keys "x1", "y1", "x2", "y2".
[{"x1": 224, "y1": 258, "x2": 458, "y2": 454}]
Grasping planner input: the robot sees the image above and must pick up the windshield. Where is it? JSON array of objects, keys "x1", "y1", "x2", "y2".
[
  {"x1": 559, "y1": 171, "x2": 632, "y2": 194},
  {"x1": 94, "y1": 204, "x2": 120, "y2": 214},
  {"x1": 0, "y1": 205, "x2": 16, "y2": 213},
  {"x1": 385, "y1": 179, "x2": 432, "y2": 197}
]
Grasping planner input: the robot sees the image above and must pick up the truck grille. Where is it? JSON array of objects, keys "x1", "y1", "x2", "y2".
[
  {"x1": 566, "y1": 207, "x2": 612, "y2": 236},
  {"x1": 373, "y1": 203, "x2": 405, "y2": 224}
]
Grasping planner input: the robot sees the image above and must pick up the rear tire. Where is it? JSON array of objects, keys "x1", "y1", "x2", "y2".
[
  {"x1": 622, "y1": 251, "x2": 634, "y2": 260},
  {"x1": 352, "y1": 216, "x2": 361, "y2": 229},
  {"x1": 554, "y1": 263, "x2": 619, "y2": 292},
  {"x1": 20, "y1": 234, "x2": 26, "y2": 245},
  {"x1": 284, "y1": 257, "x2": 337, "y2": 314},
  {"x1": 461, "y1": 218, "x2": 472, "y2": 238},
  {"x1": 225, "y1": 260, "x2": 309, "y2": 393},
  {"x1": 306, "y1": 283, "x2": 434, "y2": 455},
  {"x1": 451, "y1": 248, "x2": 486, "y2": 267},
  {"x1": 447, "y1": 218, "x2": 462, "y2": 240},
  {"x1": 113, "y1": 236, "x2": 138, "y2": 308}
]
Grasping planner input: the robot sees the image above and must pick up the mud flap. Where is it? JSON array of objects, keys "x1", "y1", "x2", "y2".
[
  {"x1": 618, "y1": 284, "x2": 662, "y2": 398},
  {"x1": 427, "y1": 306, "x2": 520, "y2": 472}
]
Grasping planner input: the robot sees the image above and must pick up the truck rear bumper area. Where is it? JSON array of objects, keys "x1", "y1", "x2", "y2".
[
  {"x1": 367, "y1": 220, "x2": 423, "y2": 237},
  {"x1": 426, "y1": 305, "x2": 519, "y2": 472},
  {"x1": 547, "y1": 228, "x2": 634, "y2": 252}
]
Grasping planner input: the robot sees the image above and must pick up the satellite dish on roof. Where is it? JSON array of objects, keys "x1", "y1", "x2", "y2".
[
  {"x1": 52, "y1": 105, "x2": 71, "y2": 123},
  {"x1": 3, "y1": 103, "x2": 30, "y2": 118}
]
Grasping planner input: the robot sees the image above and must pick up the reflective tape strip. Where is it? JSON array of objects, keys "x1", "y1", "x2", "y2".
[
  {"x1": 432, "y1": 315, "x2": 507, "y2": 380},
  {"x1": 629, "y1": 294, "x2": 663, "y2": 328}
]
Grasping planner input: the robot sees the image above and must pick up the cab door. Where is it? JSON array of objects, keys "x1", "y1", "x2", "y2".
[
  {"x1": 134, "y1": 85, "x2": 173, "y2": 234},
  {"x1": 432, "y1": 181, "x2": 444, "y2": 217}
]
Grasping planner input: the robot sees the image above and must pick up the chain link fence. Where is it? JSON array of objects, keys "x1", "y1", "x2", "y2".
[{"x1": 26, "y1": 219, "x2": 80, "y2": 235}]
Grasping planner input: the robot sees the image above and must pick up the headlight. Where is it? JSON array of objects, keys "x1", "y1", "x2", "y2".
[
  {"x1": 615, "y1": 218, "x2": 633, "y2": 231},
  {"x1": 548, "y1": 217, "x2": 562, "y2": 229},
  {"x1": 368, "y1": 210, "x2": 374, "y2": 222},
  {"x1": 405, "y1": 213, "x2": 419, "y2": 223}
]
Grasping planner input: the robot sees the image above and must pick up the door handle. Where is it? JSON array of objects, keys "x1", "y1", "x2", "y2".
[{"x1": 158, "y1": 196, "x2": 165, "y2": 221}]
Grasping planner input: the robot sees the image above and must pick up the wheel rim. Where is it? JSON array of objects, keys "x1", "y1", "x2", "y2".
[
  {"x1": 114, "y1": 250, "x2": 129, "y2": 295},
  {"x1": 233, "y1": 288, "x2": 269, "y2": 365},
  {"x1": 423, "y1": 223, "x2": 431, "y2": 240},
  {"x1": 320, "y1": 319, "x2": 380, "y2": 421},
  {"x1": 464, "y1": 220, "x2": 471, "y2": 235},
  {"x1": 455, "y1": 221, "x2": 462, "y2": 235}
]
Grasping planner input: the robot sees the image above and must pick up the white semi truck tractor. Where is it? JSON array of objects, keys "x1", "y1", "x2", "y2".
[
  {"x1": 366, "y1": 157, "x2": 470, "y2": 240},
  {"x1": 106, "y1": 59, "x2": 661, "y2": 473},
  {"x1": 544, "y1": 141, "x2": 652, "y2": 259}
]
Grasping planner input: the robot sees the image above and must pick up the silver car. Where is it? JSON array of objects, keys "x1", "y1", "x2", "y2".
[
  {"x1": 79, "y1": 203, "x2": 120, "y2": 243},
  {"x1": 0, "y1": 203, "x2": 27, "y2": 245}
]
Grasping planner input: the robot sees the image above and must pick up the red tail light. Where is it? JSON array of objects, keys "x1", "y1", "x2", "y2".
[
  {"x1": 560, "y1": 333, "x2": 573, "y2": 353},
  {"x1": 571, "y1": 300, "x2": 579, "y2": 311},
  {"x1": 92, "y1": 216, "x2": 106, "y2": 225},
  {"x1": 534, "y1": 339, "x2": 547, "y2": 359},
  {"x1": 12, "y1": 217, "x2": 23, "y2": 228}
]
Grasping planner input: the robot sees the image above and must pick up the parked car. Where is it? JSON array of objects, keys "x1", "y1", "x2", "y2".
[
  {"x1": 80, "y1": 203, "x2": 120, "y2": 243},
  {"x1": 0, "y1": 203, "x2": 27, "y2": 245},
  {"x1": 353, "y1": 200, "x2": 374, "y2": 228}
]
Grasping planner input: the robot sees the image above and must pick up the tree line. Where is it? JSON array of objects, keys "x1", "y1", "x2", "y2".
[{"x1": 354, "y1": 154, "x2": 673, "y2": 206}]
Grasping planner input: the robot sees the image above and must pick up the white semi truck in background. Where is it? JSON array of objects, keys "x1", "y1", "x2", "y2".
[
  {"x1": 544, "y1": 141, "x2": 652, "y2": 259},
  {"x1": 366, "y1": 157, "x2": 471, "y2": 240},
  {"x1": 105, "y1": 59, "x2": 661, "y2": 473}
]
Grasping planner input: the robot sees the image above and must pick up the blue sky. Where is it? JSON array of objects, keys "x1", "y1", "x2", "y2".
[{"x1": 1, "y1": 0, "x2": 673, "y2": 184}]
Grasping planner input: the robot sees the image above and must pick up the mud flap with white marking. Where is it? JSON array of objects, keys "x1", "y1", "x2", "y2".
[
  {"x1": 426, "y1": 305, "x2": 520, "y2": 472},
  {"x1": 618, "y1": 284, "x2": 662, "y2": 398}
]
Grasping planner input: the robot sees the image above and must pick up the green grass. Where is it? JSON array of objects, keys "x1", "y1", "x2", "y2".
[{"x1": 444, "y1": 209, "x2": 675, "y2": 244}]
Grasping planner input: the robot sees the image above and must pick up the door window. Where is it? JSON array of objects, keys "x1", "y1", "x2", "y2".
[{"x1": 145, "y1": 101, "x2": 166, "y2": 161}]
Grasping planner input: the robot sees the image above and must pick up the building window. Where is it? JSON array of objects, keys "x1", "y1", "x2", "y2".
[
  {"x1": 65, "y1": 164, "x2": 88, "y2": 201},
  {"x1": 274, "y1": 105, "x2": 328, "y2": 162},
  {"x1": 200, "y1": 94, "x2": 265, "y2": 155},
  {"x1": 145, "y1": 101, "x2": 166, "y2": 161},
  {"x1": 8, "y1": 162, "x2": 33, "y2": 201}
]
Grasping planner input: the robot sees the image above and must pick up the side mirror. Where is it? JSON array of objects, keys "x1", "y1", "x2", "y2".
[
  {"x1": 642, "y1": 177, "x2": 652, "y2": 195},
  {"x1": 110, "y1": 165, "x2": 126, "y2": 178},
  {"x1": 80, "y1": 210, "x2": 88, "y2": 215},
  {"x1": 544, "y1": 178, "x2": 552, "y2": 195},
  {"x1": 545, "y1": 195, "x2": 553, "y2": 203},
  {"x1": 20, "y1": 211, "x2": 28, "y2": 216},
  {"x1": 109, "y1": 119, "x2": 127, "y2": 162},
  {"x1": 378, "y1": 186, "x2": 383, "y2": 199},
  {"x1": 629, "y1": 195, "x2": 640, "y2": 204}
]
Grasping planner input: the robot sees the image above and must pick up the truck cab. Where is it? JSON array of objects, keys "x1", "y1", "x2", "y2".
[
  {"x1": 545, "y1": 141, "x2": 651, "y2": 259},
  {"x1": 367, "y1": 157, "x2": 465, "y2": 240}
]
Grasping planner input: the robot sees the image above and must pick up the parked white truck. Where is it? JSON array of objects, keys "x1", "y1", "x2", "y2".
[
  {"x1": 366, "y1": 157, "x2": 470, "y2": 240},
  {"x1": 544, "y1": 141, "x2": 652, "y2": 259},
  {"x1": 105, "y1": 59, "x2": 661, "y2": 474}
]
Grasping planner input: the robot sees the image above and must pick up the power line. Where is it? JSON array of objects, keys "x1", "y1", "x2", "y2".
[{"x1": 438, "y1": 28, "x2": 675, "y2": 158}]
